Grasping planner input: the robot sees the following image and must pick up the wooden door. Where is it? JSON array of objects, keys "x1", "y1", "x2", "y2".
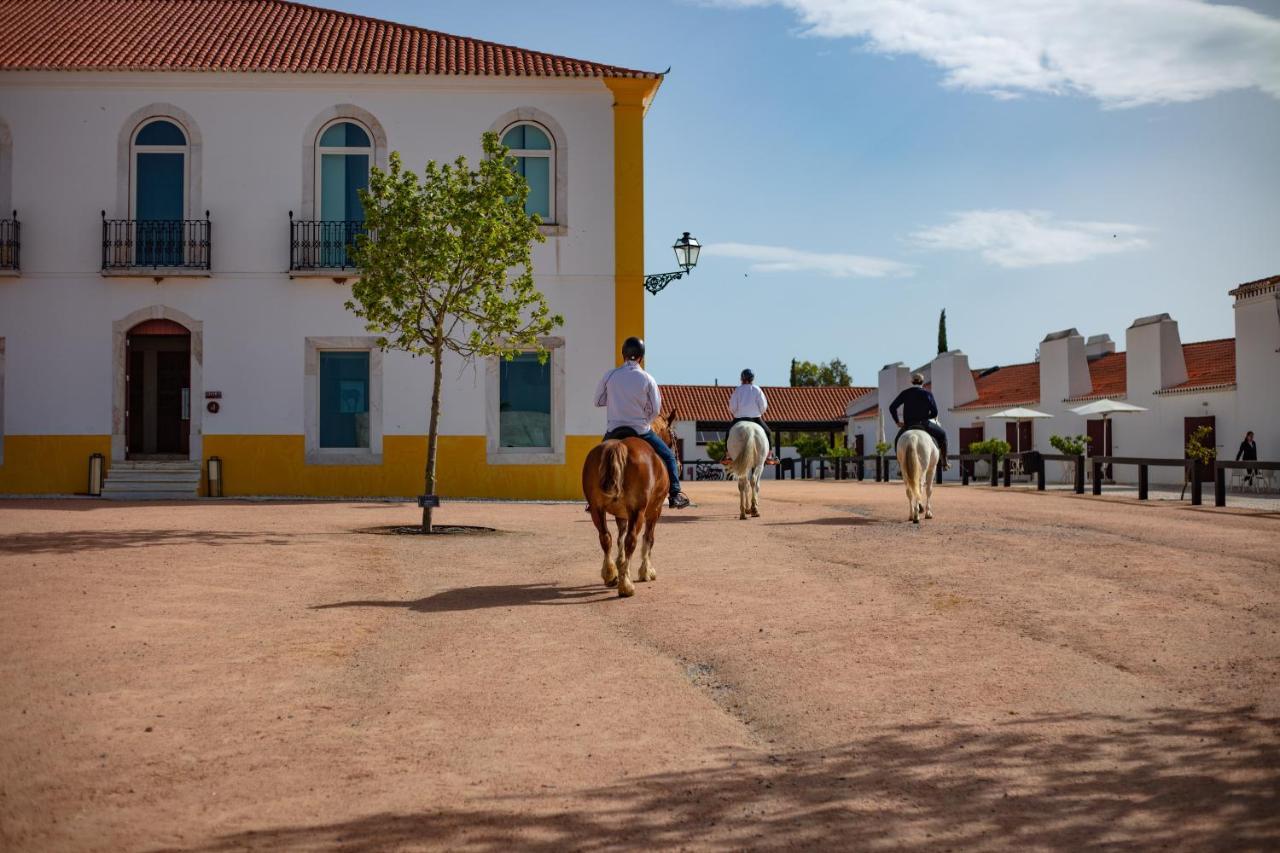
[
  {"x1": 959, "y1": 426, "x2": 984, "y2": 477},
  {"x1": 854, "y1": 434, "x2": 865, "y2": 456},
  {"x1": 1086, "y1": 418, "x2": 1112, "y2": 479},
  {"x1": 155, "y1": 349, "x2": 190, "y2": 454},
  {"x1": 1184, "y1": 416, "x2": 1216, "y2": 484}
]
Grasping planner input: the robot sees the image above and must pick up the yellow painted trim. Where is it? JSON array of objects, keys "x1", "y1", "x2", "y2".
[
  {"x1": 0, "y1": 435, "x2": 111, "y2": 494},
  {"x1": 202, "y1": 435, "x2": 595, "y2": 500},
  {"x1": 605, "y1": 78, "x2": 660, "y2": 365}
]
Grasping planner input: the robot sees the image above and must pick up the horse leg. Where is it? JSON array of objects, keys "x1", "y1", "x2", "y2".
[
  {"x1": 613, "y1": 517, "x2": 628, "y2": 580},
  {"x1": 616, "y1": 512, "x2": 639, "y2": 597},
  {"x1": 738, "y1": 476, "x2": 749, "y2": 520},
  {"x1": 593, "y1": 509, "x2": 618, "y2": 587},
  {"x1": 924, "y1": 456, "x2": 936, "y2": 519},
  {"x1": 749, "y1": 465, "x2": 762, "y2": 517},
  {"x1": 638, "y1": 508, "x2": 660, "y2": 582}
]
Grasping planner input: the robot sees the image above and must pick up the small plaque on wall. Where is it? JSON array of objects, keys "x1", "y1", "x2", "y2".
[
  {"x1": 205, "y1": 391, "x2": 223, "y2": 399},
  {"x1": 417, "y1": 495, "x2": 440, "y2": 508}
]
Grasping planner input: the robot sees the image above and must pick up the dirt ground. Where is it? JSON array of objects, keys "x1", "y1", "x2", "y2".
[{"x1": 0, "y1": 481, "x2": 1277, "y2": 852}]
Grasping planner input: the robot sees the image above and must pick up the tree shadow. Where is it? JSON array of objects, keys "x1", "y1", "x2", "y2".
[
  {"x1": 174, "y1": 706, "x2": 1280, "y2": 852},
  {"x1": 311, "y1": 583, "x2": 613, "y2": 613},
  {"x1": 0, "y1": 529, "x2": 282, "y2": 554}
]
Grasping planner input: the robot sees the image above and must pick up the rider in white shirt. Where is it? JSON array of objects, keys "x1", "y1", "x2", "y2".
[
  {"x1": 594, "y1": 336, "x2": 690, "y2": 509},
  {"x1": 722, "y1": 369, "x2": 778, "y2": 465}
]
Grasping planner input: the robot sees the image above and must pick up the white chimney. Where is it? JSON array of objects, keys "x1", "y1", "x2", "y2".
[
  {"x1": 930, "y1": 350, "x2": 977, "y2": 411},
  {"x1": 1125, "y1": 313, "x2": 1187, "y2": 398},
  {"x1": 1085, "y1": 334, "x2": 1116, "y2": 360},
  {"x1": 877, "y1": 362, "x2": 912, "y2": 436},
  {"x1": 1230, "y1": 277, "x2": 1280, "y2": 454},
  {"x1": 1039, "y1": 328, "x2": 1090, "y2": 402}
]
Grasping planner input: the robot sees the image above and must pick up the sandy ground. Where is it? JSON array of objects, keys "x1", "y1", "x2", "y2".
[{"x1": 0, "y1": 481, "x2": 1277, "y2": 852}]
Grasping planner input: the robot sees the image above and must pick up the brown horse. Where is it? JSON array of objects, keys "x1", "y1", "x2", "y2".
[{"x1": 581, "y1": 410, "x2": 679, "y2": 598}]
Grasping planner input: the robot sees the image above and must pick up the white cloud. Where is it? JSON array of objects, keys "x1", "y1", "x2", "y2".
[
  {"x1": 703, "y1": 242, "x2": 914, "y2": 277},
  {"x1": 911, "y1": 209, "x2": 1151, "y2": 267},
  {"x1": 715, "y1": 0, "x2": 1280, "y2": 107}
]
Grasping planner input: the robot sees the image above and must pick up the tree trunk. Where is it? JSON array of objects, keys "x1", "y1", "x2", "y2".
[{"x1": 422, "y1": 339, "x2": 445, "y2": 533}]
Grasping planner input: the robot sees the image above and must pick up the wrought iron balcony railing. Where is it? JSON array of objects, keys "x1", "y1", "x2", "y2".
[
  {"x1": 0, "y1": 212, "x2": 18, "y2": 271},
  {"x1": 289, "y1": 213, "x2": 370, "y2": 271},
  {"x1": 102, "y1": 211, "x2": 211, "y2": 271}
]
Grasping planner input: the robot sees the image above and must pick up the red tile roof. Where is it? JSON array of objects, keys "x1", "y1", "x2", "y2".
[
  {"x1": 660, "y1": 385, "x2": 875, "y2": 424},
  {"x1": 1228, "y1": 274, "x2": 1279, "y2": 300},
  {"x1": 0, "y1": 0, "x2": 660, "y2": 77},
  {"x1": 953, "y1": 362, "x2": 1041, "y2": 411},
  {"x1": 1084, "y1": 351, "x2": 1128, "y2": 398},
  {"x1": 1164, "y1": 338, "x2": 1236, "y2": 392}
]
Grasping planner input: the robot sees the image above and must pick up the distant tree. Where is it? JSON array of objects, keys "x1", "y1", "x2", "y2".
[
  {"x1": 348, "y1": 133, "x2": 563, "y2": 533},
  {"x1": 789, "y1": 358, "x2": 852, "y2": 387},
  {"x1": 937, "y1": 309, "x2": 948, "y2": 354}
]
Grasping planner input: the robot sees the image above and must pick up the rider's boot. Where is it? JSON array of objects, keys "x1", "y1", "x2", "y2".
[{"x1": 669, "y1": 491, "x2": 691, "y2": 509}]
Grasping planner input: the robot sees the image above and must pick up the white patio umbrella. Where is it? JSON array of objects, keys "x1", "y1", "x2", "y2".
[
  {"x1": 988, "y1": 406, "x2": 1054, "y2": 453},
  {"x1": 1069, "y1": 399, "x2": 1148, "y2": 471}
]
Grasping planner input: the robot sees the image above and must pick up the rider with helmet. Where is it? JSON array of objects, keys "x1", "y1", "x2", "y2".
[
  {"x1": 594, "y1": 336, "x2": 691, "y2": 509},
  {"x1": 889, "y1": 373, "x2": 950, "y2": 470}
]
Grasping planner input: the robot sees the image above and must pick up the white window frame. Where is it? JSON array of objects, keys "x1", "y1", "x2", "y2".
[
  {"x1": 486, "y1": 337, "x2": 565, "y2": 465},
  {"x1": 129, "y1": 117, "x2": 190, "y2": 220},
  {"x1": 305, "y1": 337, "x2": 383, "y2": 465},
  {"x1": 502, "y1": 121, "x2": 556, "y2": 226},
  {"x1": 314, "y1": 119, "x2": 374, "y2": 221}
]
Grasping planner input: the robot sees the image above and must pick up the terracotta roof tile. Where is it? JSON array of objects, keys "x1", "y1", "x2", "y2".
[
  {"x1": 1166, "y1": 338, "x2": 1236, "y2": 392},
  {"x1": 0, "y1": 0, "x2": 660, "y2": 77},
  {"x1": 1085, "y1": 351, "x2": 1128, "y2": 398},
  {"x1": 953, "y1": 362, "x2": 1040, "y2": 411},
  {"x1": 660, "y1": 385, "x2": 874, "y2": 425}
]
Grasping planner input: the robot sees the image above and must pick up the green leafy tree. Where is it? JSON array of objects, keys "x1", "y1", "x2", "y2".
[
  {"x1": 348, "y1": 133, "x2": 563, "y2": 533},
  {"x1": 792, "y1": 434, "x2": 829, "y2": 459},
  {"x1": 789, "y1": 358, "x2": 852, "y2": 386},
  {"x1": 937, "y1": 309, "x2": 948, "y2": 354},
  {"x1": 874, "y1": 441, "x2": 892, "y2": 456},
  {"x1": 1050, "y1": 434, "x2": 1091, "y2": 456},
  {"x1": 969, "y1": 438, "x2": 1012, "y2": 460},
  {"x1": 706, "y1": 439, "x2": 728, "y2": 463}
]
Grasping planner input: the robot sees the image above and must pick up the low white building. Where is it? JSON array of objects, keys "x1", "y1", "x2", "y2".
[
  {"x1": 849, "y1": 275, "x2": 1280, "y2": 485},
  {"x1": 0, "y1": 0, "x2": 663, "y2": 499}
]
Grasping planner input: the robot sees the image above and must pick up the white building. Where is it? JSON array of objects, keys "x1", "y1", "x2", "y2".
[
  {"x1": 849, "y1": 275, "x2": 1280, "y2": 485},
  {"x1": 0, "y1": 0, "x2": 662, "y2": 499}
]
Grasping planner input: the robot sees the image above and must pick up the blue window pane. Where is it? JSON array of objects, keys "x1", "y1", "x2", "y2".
[
  {"x1": 135, "y1": 120, "x2": 186, "y2": 146},
  {"x1": 502, "y1": 124, "x2": 551, "y2": 151},
  {"x1": 319, "y1": 121, "x2": 371, "y2": 148},
  {"x1": 499, "y1": 353, "x2": 552, "y2": 448},
  {"x1": 135, "y1": 152, "x2": 185, "y2": 265},
  {"x1": 319, "y1": 351, "x2": 371, "y2": 448},
  {"x1": 519, "y1": 156, "x2": 551, "y2": 219},
  {"x1": 320, "y1": 153, "x2": 369, "y2": 220}
]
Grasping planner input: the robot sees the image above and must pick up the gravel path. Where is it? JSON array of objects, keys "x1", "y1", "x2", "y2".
[{"x1": 1, "y1": 482, "x2": 1277, "y2": 851}]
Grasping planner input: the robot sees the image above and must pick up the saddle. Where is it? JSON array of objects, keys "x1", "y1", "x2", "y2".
[{"x1": 603, "y1": 426, "x2": 640, "y2": 441}]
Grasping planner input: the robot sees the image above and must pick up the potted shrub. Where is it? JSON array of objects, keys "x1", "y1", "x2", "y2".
[
  {"x1": 1049, "y1": 434, "x2": 1090, "y2": 483},
  {"x1": 706, "y1": 438, "x2": 727, "y2": 463},
  {"x1": 968, "y1": 438, "x2": 1011, "y2": 478}
]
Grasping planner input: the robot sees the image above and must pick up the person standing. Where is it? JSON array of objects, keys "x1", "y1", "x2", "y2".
[
  {"x1": 1236, "y1": 430, "x2": 1258, "y2": 484},
  {"x1": 723, "y1": 369, "x2": 778, "y2": 465}
]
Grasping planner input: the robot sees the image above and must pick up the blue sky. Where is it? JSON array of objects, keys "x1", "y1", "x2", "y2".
[{"x1": 316, "y1": 0, "x2": 1279, "y2": 386}]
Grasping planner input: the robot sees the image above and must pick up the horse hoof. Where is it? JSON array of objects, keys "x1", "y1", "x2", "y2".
[
  {"x1": 604, "y1": 577, "x2": 618, "y2": 588},
  {"x1": 750, "y1": 510, "x2": 760, "y2": 517},
  {"x1": 912, "y1": 518, "x2": 920, "y2": 525},
  {"x1": 618, "y1": 585, "x2": 635, "y2": 598},
  {"x1": 925, "y1": 512, "x2": 934, "y2": 519}
]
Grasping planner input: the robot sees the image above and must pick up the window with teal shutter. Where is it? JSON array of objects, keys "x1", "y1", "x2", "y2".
[
  {"x1": 319, "y1": 351, "x2": 371, "y2": 449},
  {"x1": 499, "y1": 353, "x2": 552, "y2": 448}
]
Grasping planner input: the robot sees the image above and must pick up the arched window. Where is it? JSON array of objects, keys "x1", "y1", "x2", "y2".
[
  {"x1": 502, "y1": 123, "x2": 554, "y2": 222},
  {"x1": 315, "y1": 120, "x2": 372, "y2": 222},
  {"x1": 131, "y1": 118, "x2": 189, "y2": 265}
]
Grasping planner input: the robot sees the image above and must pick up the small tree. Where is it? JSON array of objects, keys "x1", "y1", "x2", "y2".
[
  {"x1": 789, "y1": 358, "x2": 853, "y2": 387},
  {"x1": 349, "y1": 133, "x2": 563, "y2": 533},
  {"x1": 1050, "y1": 434, "x2": 1091, "y2": 456},
  {"x1": 706, "y1": 439, "x2": 728, "y2": 463},
  {"x1": 874, "y1": 440, "x2": 892, "y2": 457},
  {"x1": 937, "y1": 309, "x2": 948, "y2": 354}
]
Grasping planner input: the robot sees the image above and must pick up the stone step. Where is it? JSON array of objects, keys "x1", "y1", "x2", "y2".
[
  {"x1": 111, "y1": 462, "x2": 201, "y2": 471},
  {"x1": 105, "y1": 468, "x2": 202, "y2": 479},
  {"x1": 101, "y1": 491, "x2": 202, "y2": 501},
  {"x1": 102, "y1": 478, "x2": 201, "y2": 491}
]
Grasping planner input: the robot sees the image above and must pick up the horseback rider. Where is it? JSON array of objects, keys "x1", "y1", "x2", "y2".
[
  {"x1": 721, "y1": 369, "x2": 779, "y2": 465},
  {"x1": 594, "y1": 336, "x2": 691, "y2": 509},
  {"x1": 889, "y1": 373, "x2": 950, "y2": 470}
]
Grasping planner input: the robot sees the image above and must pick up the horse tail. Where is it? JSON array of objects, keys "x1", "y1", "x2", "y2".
[
  {"x1": 901, "y1": 436, "x2": 921, "y2": 502},
  {"x1": 599, "y1": 441, "x2": 629, "y2": 500}
]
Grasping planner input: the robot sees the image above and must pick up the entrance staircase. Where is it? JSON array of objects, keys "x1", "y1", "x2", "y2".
[{"x1": 102, "y1": 460, "x2": 202, "y2": 500}]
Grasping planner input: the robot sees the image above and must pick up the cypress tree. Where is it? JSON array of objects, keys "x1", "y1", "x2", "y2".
[{"x1": 937, "y1": 309, "x2": 948, "y2": 354}]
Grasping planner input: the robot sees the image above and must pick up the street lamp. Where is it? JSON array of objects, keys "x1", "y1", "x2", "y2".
[{"x1": 644, "y1": 232, "x2": 701, "y2": 295}]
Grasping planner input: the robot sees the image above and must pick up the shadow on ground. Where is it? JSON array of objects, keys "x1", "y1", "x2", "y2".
[
  {"x1": 0, "y1": 529, "x2": 284, "y2": 554},
  {"x1": 175, "y1": 706, "x2": 1279, "y2": 852},
  {"x1": 311, "y1": 583, "x2": 612, "y2": 613},
  {"x1": 764, "y1": 516, "x2": 878, "y2": 527}
]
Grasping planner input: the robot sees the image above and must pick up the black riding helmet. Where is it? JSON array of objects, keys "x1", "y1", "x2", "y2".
[
  {"x1": 741, "y1": 369, "x2": 755, "y2": 382},
  {"x1": 622, "y1": 336, "x2": 645, "y2": 361}
]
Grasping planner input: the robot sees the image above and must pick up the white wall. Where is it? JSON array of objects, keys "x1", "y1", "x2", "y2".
[{"x1": 0, "y1": 71, "x2": 619, "y2": 440}]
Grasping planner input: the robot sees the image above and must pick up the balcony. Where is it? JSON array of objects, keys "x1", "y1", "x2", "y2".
[
  {"x1": 289, "y1": 214, "x2": 370, "y2": 277},
  {"x1": 0, "y1": 212, "x2": 18, "y2": 273},
  {"x1": 101, "y1": 211, "x2": 211, "y2": 276}
]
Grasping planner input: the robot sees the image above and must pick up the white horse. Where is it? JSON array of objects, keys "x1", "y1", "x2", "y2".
[
  {"x1": 896, "y1": 429, "x2": 939, "y2": 524},
  {"x1": 725, "y1": 421, "x2": 769, "y2": 520}
]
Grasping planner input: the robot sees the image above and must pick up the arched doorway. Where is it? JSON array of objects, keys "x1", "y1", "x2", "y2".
[{"x1": 126, "y1": 318, "x2": 191, "y2": 458}]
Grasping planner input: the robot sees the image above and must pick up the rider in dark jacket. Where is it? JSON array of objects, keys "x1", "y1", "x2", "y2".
[{"x1": 889, "y1": 373, "x2": 950, "y2": 469}]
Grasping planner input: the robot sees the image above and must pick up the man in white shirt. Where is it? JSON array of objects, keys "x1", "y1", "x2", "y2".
[
  {"x1": 594, "y1": 336, "x2": 690, "y2": 509},
  {"x1": 723, "y1": 369, "x2": 778, "y2": 465}
]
